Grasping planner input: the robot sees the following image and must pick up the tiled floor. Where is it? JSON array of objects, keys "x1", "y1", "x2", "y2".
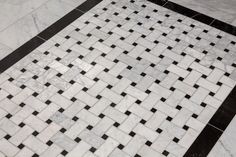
[{"x1": 0, "y1": 0, "x2": 236, "y2": 157}]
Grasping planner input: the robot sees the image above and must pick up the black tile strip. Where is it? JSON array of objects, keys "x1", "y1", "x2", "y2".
[
  {"x1": 0, "y1": 37, "x2": 44, "y2": 73},
  {"x1": 148, "y1": 0, "x2": 236, "y2": 36},
  {"x1": 184, "y1": 124, "x2": 222, "y2": 157},
  {"x1": 0, "y1": 0, "x2": 102, "y2": 74},
  {"x1": 76, "y1": 0, "x2": 102, "y2": 12}
]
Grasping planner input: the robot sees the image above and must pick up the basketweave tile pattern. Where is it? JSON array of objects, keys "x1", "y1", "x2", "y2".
[{"x1": 0, "y1": 0, "x2": 236, "y2": 156}]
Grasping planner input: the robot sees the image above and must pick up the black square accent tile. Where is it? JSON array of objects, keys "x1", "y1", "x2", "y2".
[
  {"x1": 167, "y1": 46, "x2": 172, "y2": 50},
  {"x1": 60, "y1": 128, "x2": 66, "y2": 133},
  {"x1": 8, "y1": 77, "x2": 14, "y2": 82},
  {"x1": 136, "y1": 57, "x2": 142, "y2": 61},
  {"x1": 217, "y1": 82, "x2": 222, "y2": 86},
  {"x1": 113, "y1": 122, "x2": 120, "y2": 127},
  {"x1": 156, "y1": 128, "x2": 163, "y2": 133},
  {"x1": 101, "y1": 53, "x2": 106, "y2": 57},
  {"x1": 155, "y1": 79, "x2": 160, "y2": 84},
  {"x1": 200, "y1": 102, "x2": 207, "y2": 107},
  {"x1": 45, "y1": 82, "x2": 51, "y2": 87},
  {"x1": 66, "y1": 49, "x2": 72, "y2": 53},
  {"x1": 69, "y1": 80, "x2": 75, "y2": 85},
  {"x1": 166, "y1": 116, "x2": 173, "y2": 121},
  {"x1": 159, "y1": 54, "x2": 164, "y2": 58},
  {"x1": 173, "y1": 137, "x2": 179, "y2": 143},
  {"x1": 32, "y1": 92, "x2": 38, "y2": 97},
  {"x1": 7, "y1": 94, "x2": 13, "y2": 99},
  {"x1": 140, "y1": 72, "x2": 146, "y2": 76},
  {"x1": 131, "y1": 82, "x2": 137, "y2": 87},
  {"x1": 162, "y1": 150, "x2": 169, "y2": 156},
  {"x1": 195, "y1": 58, "x2": 200, "y2": 63},
  {"x1": 74, "y1": 137, "x2": 81, "y2": 143},
  {"x1": 44, "y1": 66, "x2": 50, "y2": 70},
  {"x1": 89, "y1": 147, "x2": 97, "y2": 153},
  {"x1": 32, "y1": 111, "x2": 39, "y2": 116},
  {"x1": 18, "y1": 143, "x2": 25, "y2": 149},
  {"x1": 96, "y1": 95, "x2": 102, "y2": 99},
  {"x1": 160, "y1": 97, "x2": 166, "y2": 102},
  {"x1": 46, "y1": 119, "x2": 52, "y2": 124},
  {"x1": 87, "y1": 125, "x2": 93, "y2": 130},
  {"x1": 192, "y1": 113, "x2": 198, "y2": 118},
  {"x1": 117, "y1": 75, "x2": 123, "y2": 79},
  {"x1": 151, "y1": 108, "x2": 157, "y2": 113},
  {"x1": 4, "y1": 134, "x2": 11, "y2": 140},
  {"x1": 58, "y1": 108, "x2": 64, "y2": 113},
  {"x1": 45, "y1": 100, "x2": 51, "y2": 105},
  {"x1": 145, "y1": 140, "x2": 152, "y2": 146},
  {"x1": 140, "y1": 119, "x2": 146, "y2": 124},
  {"x1": 224, "y1": 72, "x2": 230, "y2": 77},
  {"x1": 104, "y1": 68, "x2": 109, "y2": 72},
  {"x1": 194, "y1": 84, "x2": 199, "y2": 89},
  {"x1": 6, "y1": 113, "x2": 12, "y2": 119},
  {"x1": 93, "y1": 77, "x2": 99, "y2": 82},
  {"x1": 32, "y1": 154, "x2": 39, "y2": 157},
  {"x1": 118, "y1": 144, "x2": 124, "y2": 150},
  {"x1": 20, "y1": 84, "x2": 26, "y2": 89},
  {"x1": 125, "y1": 110, "x2": 131, "y2": 115},
  {"x1": 121, "y1": 92, "x2": 127, "y2": 97},
  {"x1": 19, "y1": 102, "x2": 25, "y2": 107},
  {"x1": 72, "y1": 116, "x2": 79, "y2": 121},
  {"x1": 46, "y1": 140, "x2": 53, "y2": 146},
  {"x1": 134, "y1": 154, "x2": 141, "y2": 157},
  {"x1": 170, "y1": 87, "x2": 175, "y2": 91},
  {"x1": 80, "y1": 70, "x2": 86, "y2": 75},
  {"x1": 183, "y1": 125, "x2": 189, "y2": 130},
  {"x1": 61, "y1": 150, "x2": 68, "y2": 156},
  {"x1": 129, "y1": 131, "x2": 136, "y2": 137},
  {"x1": 82, "y1": 87, "x2": 88, "y2": 92},
  {"x1": 113, "y1": 59, "x2": 119, "y2": 63},
  {"x1": 209, "y1": 92, "x2": 215, "y2": 96},
  {"x1": 181, "y1": 52, "x2": 186, "y2": 56},
  {"x1": 185, "y1": 94, "x2": 191, "y2": 99},
  {"x1": 135, "y1": 99, "x2": 142, "y2": 104},
  {"x1": 32, "y1": 131, "x2": 39, "y2": 136},
  {"x1": 102, "y1": 134, "x2": 108, "y2": 140},
  {"x1": 107, "y1": 84, "x2": 113, "y2": 89},
  {"x1": 84, "y1": 105, "x2": 91, "y2": 110},
  {"x1": 145, "y1": 89, "x2": 151, "y2": 94},
  {"x1": 150, "y1": 63, "x2": 155, "y2": 67},
  {"x1": 58, "y1": 90, "x2": 64, "y2": 94},
  {"x1": 56, "y1": 73, "x2": 62, "y2": 77},
  {"x1": 19, "y1": 122, "x2": 25, "y2": 128},
  {"x1": 176, "y1": 105, "x2": 182, "y2": 110},
  {"x1": 202, "y1": 74, "x2": 207, "y2": 79},
  {"x1": 21, "y1": 68, "x2": 26, "y2": 73},
  {"x1": 99, "y1": 113, "x2": 105, "y2": 118},
  {"x1": 178, "y1": 77, "x2": 184, "y2": 81},
  {"x1": 123, "y1": 50, "x2": 128, "y2": 54}
]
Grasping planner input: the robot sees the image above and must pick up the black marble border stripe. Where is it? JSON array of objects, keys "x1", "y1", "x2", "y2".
[
  {"x1": 148, "y1": 0, "x2": 236, "y2": 36},
  {"x1": 147, "y1": 0, "x2": 236, "y2": 156},
  {"x1": 0, "y1": 0, "x2": 102, "y2": 74}
]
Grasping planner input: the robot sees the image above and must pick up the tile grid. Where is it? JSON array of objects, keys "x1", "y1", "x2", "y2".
[{"x1": 0, "y1": 0, "x2": 236, "y2": 157}]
